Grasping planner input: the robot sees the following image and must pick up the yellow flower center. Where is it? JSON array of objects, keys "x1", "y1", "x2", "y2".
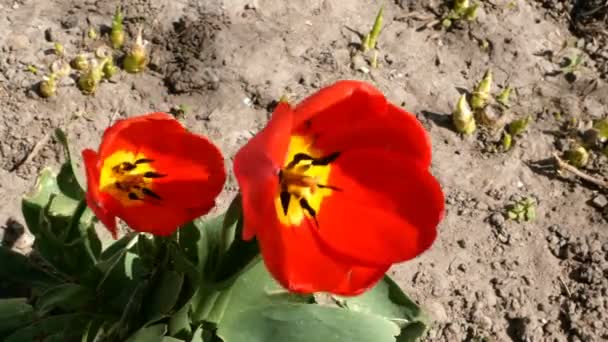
[
  {"x1": 99, "y1": 150, "x2": 165, "y2": 206},
  {"x1": 274, "y1": 136, "x2": 340, "y2": 226}
]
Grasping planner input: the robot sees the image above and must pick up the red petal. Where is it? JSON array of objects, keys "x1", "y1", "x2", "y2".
[
  {"x1": 314, "y1": 148, "x2": 444, "y2": 267},
  {"x1": 113, "y1": 201, "x2": 215, "y2": 236},
  {"x1": 235, "y1": 134, "x2": 386, "y2": 294},
  {"x1": 309, "y1": 103, "x2": 432, "y2": 167},
  {"x1": 82, "y1": 149, "x2": 118, "y2": 238},
  {"x1": 234, "y1": 103, "x2": 293, "y2": 240},
  {"x1": 245, "y1": 179, "x2": 388, "y2": 295},
  {"x1": 292, "y1": 81, "x2": 387, "y2": 137}
]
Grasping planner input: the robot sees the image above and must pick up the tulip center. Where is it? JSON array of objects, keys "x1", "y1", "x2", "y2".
[
  {"x1": 99, "y1": 150, "x2": 166, "y2": 206},
  {"x1": 275, "y1": 136, "x2": 340, "y2": 226}
]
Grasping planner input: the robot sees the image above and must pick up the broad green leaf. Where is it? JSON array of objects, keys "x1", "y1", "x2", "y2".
[
  {"x1": 4, "y1": 314, "x2": 88, "y2": 342},
  {"x1": 177, "y1": 215, "x2": 224, "y2": 279},
  {"x1": 217, "y1": 303, "x2": 400, "y2": 342},
  {"x1": 338, "y1": 276, "x2": 429, "y2": 342},
  {"x1": 168, "y1": 301, "x2": 191, "y2": 338},
  {"x1": 194, "y1": 259, "x2": 312, "y2": 324},
  {"x1": 22, "y1": 168, "x2": 60, "y2": 236},
  {"x1": 57, "y1": 161, "x2": 85, "y2": 200},
  {"x1": 212, "y1": 197, "x2": 260, "y2": 284},
  {"x1": 145, "y1": 270, "x2": 184, "y2": 321},
  {"x1": 0, "y1": 298, "x2": 35, "y2": 335},
  {"x1": 0, "y1": 246, "x2": 61, "y2": 287},
  {"x1": 55, "y1": 128, "x2": 87, "y2": 193},
  {"x1": 125, "y1": 324, "x2": 168, "y2": 342},
  {"x1": 48, "y1": 191, "x2": 80, "y2": 218},
  {"x1": 35, "y1": 283, "x2": 92, "y2": 315},
  {"x1": 190, "y1": 326, "x2": 205, "y2": 342}
]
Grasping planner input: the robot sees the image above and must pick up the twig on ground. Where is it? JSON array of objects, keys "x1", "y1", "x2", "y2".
[
  {"x1": 10, "y1": 132, "x2": 52, "y2": 172},
  {"x1": 558, "y1": 275, "x2": 572, "y2": 298},
  {"x1": 553, "y1": 153, "x2": 608, "y2": 189}
]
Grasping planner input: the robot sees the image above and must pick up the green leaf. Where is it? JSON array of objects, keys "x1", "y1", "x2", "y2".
[
  {"x1": 4, "y1": 314, "x2": 89, "y2": 342},
  {"x1": 337, "y1": 276, "x2": 429, "y2": 342},
  {"x1": 0, "y1": 246, "x2": 61, "y2": 288},
  {"x1": 0, "y1": 298, "x2": 35, "y2": 335},
  {"x1": 125, "y1": 324, "x2": 168, "y2": 342},
  {"x1": 35, "y1": 283, "x2": 92, "y2": 315},
  {"x1": 168, "y1": 301, "x2": 191, "y2": 339},
  {"x1": 55, "y1": 128, "x2": 87, "y2": 193},
  {"x1": 190, "y1": 326, "x2": 205, "y2": 342},
  {"x1": 213, "y1": 197, "x2": 260, "y2": 283},
  {"x1": 217, "y1": 303, "x2": 400, "y2": 342},
  {"x1": 22, "y1": 168, "x2": 60, "y2": 236},
  {"x1": 145, "y1": 270, "x2": 184, "y2": 320},
  {"x1": 57, "y1": 161, "x2": 85, "y2": 200},
  {"x1": 194, "y1": 259, "x2": 312, "y2": 324}
]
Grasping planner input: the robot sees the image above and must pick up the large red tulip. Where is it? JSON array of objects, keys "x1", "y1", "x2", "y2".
[{"x1": 234, "y1": 81, "x2": 444, "y2": 295}]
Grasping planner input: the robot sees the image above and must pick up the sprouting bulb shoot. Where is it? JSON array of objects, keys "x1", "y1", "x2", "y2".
[
  {"x1": 102, "y1": 57, "x2": 118, "y2": 79},
  {"x1": 566, "y1": 146, "x2": 589, "y2": 168},
  {"x1": 71, "y1": 54, "x2": 89, "y2": 71},
  {"x1": 453, "y1": 94, "x2": 476, "y2": 135},
  {"x1": 39, "y1": 74, "x2": 57, "y2": 98},
  {"x1": 78, "y1": 60, "x2": 105, "y2": 95},
  {"x1": 471, "y1": 69, "x2": 493, "y2": 110},
  {"x1": 454, "y1": 0, "x2": 470, "y2": 14},
  {"x1": 110, "y1": 7, "x2": 124, "y2": 49},
  {"x1": 123, "y1": 27, "x2": 147, "y2": 73},
  {"x1": 367, "y1": 5, "x2": 384, "y2": 51}
]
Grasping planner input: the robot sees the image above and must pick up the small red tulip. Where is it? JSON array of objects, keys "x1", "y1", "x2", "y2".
[
  {"x1": 82, "y1": 112, "x2": 226, "y2": 238},
  {"x1": 234, "y1": 81, "x2": 444, "y2": 295}
]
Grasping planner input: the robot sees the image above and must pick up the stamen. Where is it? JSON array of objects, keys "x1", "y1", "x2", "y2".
[
  {"x1": 317, "y1": 184, "x2": 342, "y2": 191},
  {"x1": 311, "y1": 152, "x2": 340, "y2": 166},
  {"x1": 142, "y1": 187, "x2": 162, "y2": 200},
  {"x1": 299, "y1": 198, "x2": 319, "y2": 227},
  {"x1": 128, "y1": 192, "x2": 141, "y2": 200},
  {"x1": 121, "y1": 162, "x2": 137, "y2": 171},
  {"x1": 280, "y1": 191, "x2": 291, "y2": 215},
  {"x1": 135, "y1": 158, "x2": 154, "y2": 164},
  {"x1": 143, "y1": 171, "x2": 166, "y2": 179}
]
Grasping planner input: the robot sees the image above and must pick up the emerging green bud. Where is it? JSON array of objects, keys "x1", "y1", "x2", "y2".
[
  {"x1": 502, "y1": 132, "x2": 512, "y2": 151},
  {"x1": 71, "y1": 54, "x2": 89, "y2": 71},
  {"x1": 454, "y1": 0, "x2": 470, "y2": 13},
  {"x1": 371, "y1": 50, "x2": 379, "y2": 69},
  {"x1": 471, "y1": 69, "x2": 493, "y2": 110},
  {"x1": 88, "y1": 27, "x2": 98, "y2": 40},
  {"x1": 50, "y1": 60, "x2": 71, "y2": 78},
  {"x1": 39, "y1": 74, "x2": 57, "y2": 98},
  {"x1": 110, "y1": 7, "x2": 124, "y2": 49},
  {"x1": 54, "y1": 42, "x2": 64, "y2": 56},
  {"x1": 123, "y1": 27, "x2": 147, "y2": 73},
  {"x1": 102, "y1": 58, "x2": 118, "y2": 79},
  {"x1": 593, "y1": 118, "x2": 608, "y2": 140},
  {"x1": 367, "y1": 5, "x2": 384, "y2": 51},
  {"x1": 78, "y1": 60, "x2": 105, "y2": 95},
  {"x1": 453, "y1": 94, "x2": 476, "y2": 135},
  {"x1": 565, "y1": 146, "x2": 589, "y2": 168},
  {"x1": 463, "y1": 3, "x2": 479, "y2": 21},
  {"x1": 496, "y1": 86, "x2": 512, "y2": 107},
  {"x1": 507, "y1": 116, "x2": 531, "y2": 136}
]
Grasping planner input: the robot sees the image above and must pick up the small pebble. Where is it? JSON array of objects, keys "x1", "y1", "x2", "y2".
[{"x1": 591, "y1": 195, "x2": 607, "y2": 209}]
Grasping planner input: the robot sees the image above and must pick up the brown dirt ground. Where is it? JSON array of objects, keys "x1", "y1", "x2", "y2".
[{"x1": 1, "y1": 0, "x2": 607, "y2": 341}]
